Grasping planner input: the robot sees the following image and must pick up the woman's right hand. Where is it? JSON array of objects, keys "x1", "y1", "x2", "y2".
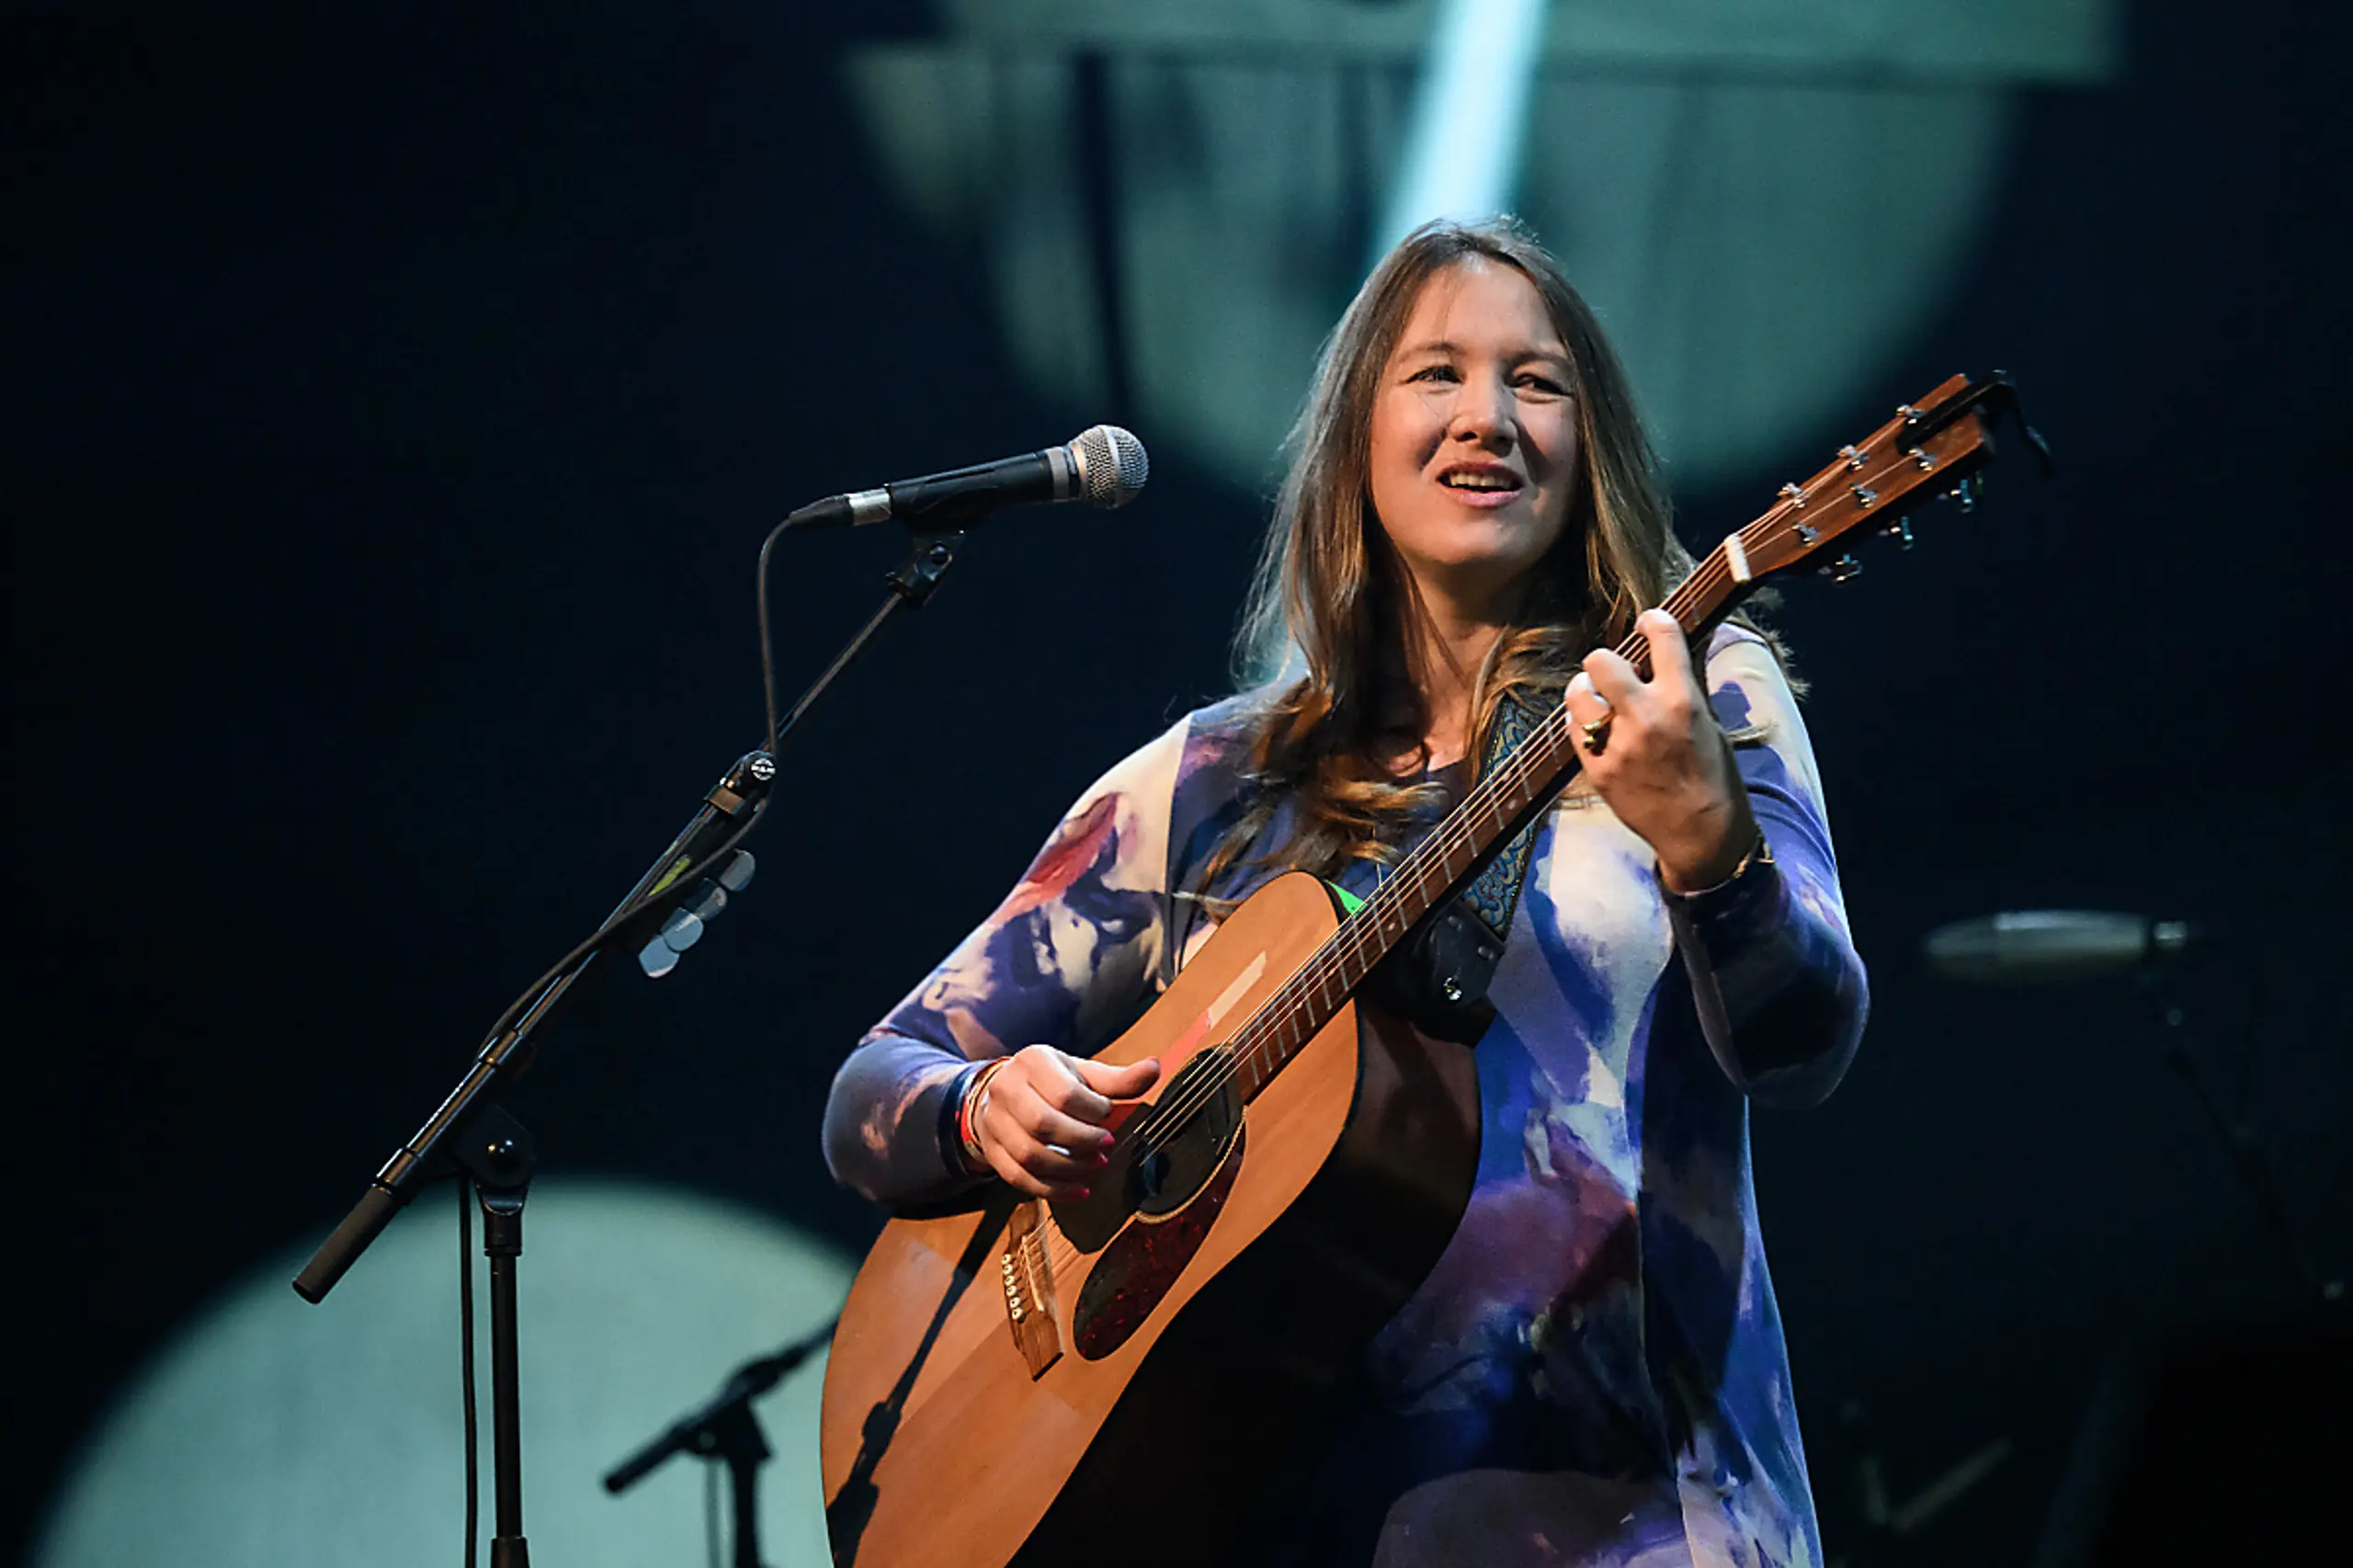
[{"x1": 970, "y1": 1044, "x2": 1162, "y2": 1200}]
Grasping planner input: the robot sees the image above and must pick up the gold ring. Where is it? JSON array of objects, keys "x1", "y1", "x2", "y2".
[{"x1": 1580, "y1": 713, "x2": 1612, "y2": 753}]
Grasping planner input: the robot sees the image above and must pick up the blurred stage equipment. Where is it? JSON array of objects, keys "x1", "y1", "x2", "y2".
[
  {"x1": 1925, "y1": 910, "x2": 2342, "y2": 1307},
  {"x1": 1828, "y1": 1397, "x2": 2011, "y2": 1568},
  {"x1": 2030, "y1": 1321, "x2": 2351, "y2": 1567},
  {"x1": 289, "y1": 423, "x2": 1144, "y2": 1568},
  {"x1": 785, "y1": 423, "x2": 1147, "y2": 530},
  {"x1": 844, "y1": 0, "x2": 2118, "y2": 492},
  {"x1": 1923, "y1": 909, "x2": 2196, "y2": 982},
  {"x1": 605, "y1": 1319, "x2": 839, "y2": 1568}
]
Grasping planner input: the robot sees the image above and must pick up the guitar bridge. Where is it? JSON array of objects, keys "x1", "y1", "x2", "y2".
[{"x1": 999, "y1": 1200, "x2": 1064, "y2": 1379}]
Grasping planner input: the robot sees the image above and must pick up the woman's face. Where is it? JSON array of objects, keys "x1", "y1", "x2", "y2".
[{"x1": 1366, "y1": 256, "x2": 1580, "y2": 615}]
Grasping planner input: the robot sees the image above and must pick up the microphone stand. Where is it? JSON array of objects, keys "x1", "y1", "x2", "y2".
[
  {"x1": 601, "y1": 1317, "x2": 840, "y2": 1568},
  {"x1": 290, "y1": 524, "x2": 975, "y2": 1566},
  {"x1": 2135, "y1": 966, "x2": 2343, "y2": 1306}
]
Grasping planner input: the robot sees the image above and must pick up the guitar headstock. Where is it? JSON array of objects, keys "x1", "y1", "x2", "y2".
[{"x1": 1724, "y1": 372, "x2": 2048, "y2": 588}]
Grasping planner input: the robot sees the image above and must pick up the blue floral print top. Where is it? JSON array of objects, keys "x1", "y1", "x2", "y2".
[{"x1": 824, "y1": 626, "x2": 1866, "y2": 1567}]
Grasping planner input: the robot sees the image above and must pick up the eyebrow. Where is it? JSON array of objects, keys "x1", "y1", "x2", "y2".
[{"x1": 1395, "y1": 338, "x2": 1572, "y2": 367}]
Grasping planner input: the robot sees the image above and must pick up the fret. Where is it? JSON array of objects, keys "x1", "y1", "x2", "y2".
[
  {"x1": 1336, "y1": 927, "x2": 1374, "y2": 988},
  {"x1": 1411, "y1": 854, "x2": 1443, "y2": 917}
]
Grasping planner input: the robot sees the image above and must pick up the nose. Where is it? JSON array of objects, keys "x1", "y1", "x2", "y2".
[{"x1": 1448, "y1": 369, "x2": 1517, "y2": 449}]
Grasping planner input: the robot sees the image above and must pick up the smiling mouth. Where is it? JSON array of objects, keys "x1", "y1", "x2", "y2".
[{"x1": 1439, "y1": 472, "x2": 1522, "y2": 494}]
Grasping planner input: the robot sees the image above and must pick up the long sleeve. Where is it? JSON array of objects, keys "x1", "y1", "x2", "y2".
[
  {"x1": 821, "y1": 719, "x2": 1186, "y2": 1206},
  {"x1": 1664, "y1": 631, "x2": 1869, "y2": 1108}
]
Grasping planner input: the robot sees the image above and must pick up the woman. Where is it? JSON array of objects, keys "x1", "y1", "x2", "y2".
[{"x1": 824, "y1": 219, "x2": 1866, "y2": 1567}]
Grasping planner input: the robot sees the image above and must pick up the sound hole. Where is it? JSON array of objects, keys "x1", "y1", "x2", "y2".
[
  {"x1": 1051, "y1": 1047, "x2": 1241, "y2": 1252},
  {"x1": 1130, "y1": 1049, "x2": 1241, "y2": 1217}
]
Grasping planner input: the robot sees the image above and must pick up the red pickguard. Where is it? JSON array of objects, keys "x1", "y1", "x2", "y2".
[{"x1": 1070, "y1": 1124, "x2": 1246, "y2": 1360}]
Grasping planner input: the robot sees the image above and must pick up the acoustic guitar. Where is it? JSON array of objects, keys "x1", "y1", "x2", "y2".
[{"x1": 820, "y1": 374, "x2": 2039, "y2": 1567}]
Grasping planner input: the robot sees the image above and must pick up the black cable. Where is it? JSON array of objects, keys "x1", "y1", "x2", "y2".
[
  {"x1": 460, "y1": 1176, "x2": 479, "y2": 1568},
  {"x1": 466, "y1": 513, "x2": 810, "y2": 1057},
  {"x1": 756, "y1": 514, "x2": 799, "y2": 763},
  {"x1": 469, "y1": 791, "x2": 773, "y2": 1051}
]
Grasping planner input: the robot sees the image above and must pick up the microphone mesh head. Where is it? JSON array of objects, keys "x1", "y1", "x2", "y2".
[{"x1": 1069, "y1": 425, "x2": 1149, "y2": 508}]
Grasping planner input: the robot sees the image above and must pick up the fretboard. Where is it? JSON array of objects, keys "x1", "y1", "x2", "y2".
[{"x1": 1221, "y1": 543, "x2": 1756, "y2": 1103}]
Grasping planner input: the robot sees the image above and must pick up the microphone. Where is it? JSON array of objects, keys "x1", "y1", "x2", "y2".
[
  {"x1": 787, "y1": 424, "x2": 1148, "y2": 529},
  {"x1": 1923, "y1": 910, "x2": 2197, "y2": 983}
]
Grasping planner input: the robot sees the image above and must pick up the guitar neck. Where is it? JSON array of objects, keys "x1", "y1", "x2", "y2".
[
  {"x1": 1222, "y1": 551, "x2": 1749, "y2": 1100},
  {"x1": 1216, "y1": 369, "x2": 2010, "y2": 1100}
]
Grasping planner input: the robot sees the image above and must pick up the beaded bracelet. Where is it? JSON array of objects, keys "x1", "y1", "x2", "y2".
[{"x1": 955, "y1": 1058, "x2": 1011, "y2": 1175}]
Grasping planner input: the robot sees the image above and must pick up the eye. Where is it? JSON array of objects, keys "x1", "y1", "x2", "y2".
[
  {"x1": 1407, "y1": 363, "x2": 1460, "y2": 384},
  {"x1": 1513, "y1": 371, "x2": 1570, "y2": 396}
]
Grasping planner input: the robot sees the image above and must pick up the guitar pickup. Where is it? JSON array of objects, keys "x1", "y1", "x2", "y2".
[{"x1": 999, "y1": 1200, "x2": 1064, "y2": 1379}]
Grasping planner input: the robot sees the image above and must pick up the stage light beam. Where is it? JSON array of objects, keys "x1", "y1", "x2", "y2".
[{"x1": 1372, "y1": 0, "x2": 1551, "y2": 262}]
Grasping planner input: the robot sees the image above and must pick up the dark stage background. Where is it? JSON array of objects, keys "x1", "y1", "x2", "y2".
[{"x1": 7, "y1": 3, "x2": 2348, "y2": 1564}]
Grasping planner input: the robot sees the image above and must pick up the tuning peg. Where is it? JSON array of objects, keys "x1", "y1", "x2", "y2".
[
  {"x1": 1820, "y1": 553, "x2": 1864, "y2": 583},
  {"x1": 1883, "y1": 518, "x2": 1915, "y2": 551}
]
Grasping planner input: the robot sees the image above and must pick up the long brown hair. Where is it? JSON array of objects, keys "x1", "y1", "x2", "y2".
[{"x1": 1202, "y1": 217, "x2": 1701, "y2": 894}]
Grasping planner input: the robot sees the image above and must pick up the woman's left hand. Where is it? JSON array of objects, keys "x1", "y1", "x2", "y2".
[{"x1": 1564, "y1": 608, "x2": 1758, "y2": 893}]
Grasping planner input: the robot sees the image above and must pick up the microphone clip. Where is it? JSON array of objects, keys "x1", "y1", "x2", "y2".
[{"x1": 886, "y1": 527, "x2": 969, "y2": 610}]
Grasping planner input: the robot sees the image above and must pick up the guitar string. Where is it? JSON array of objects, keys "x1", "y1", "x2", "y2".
[
  {"x1": 1120, "y1": 512, "x2": 1760, "y2": 1142},
  {"x1": 1025, "y1": 636, "x2": 1632, "y2": 1282},
  {"x1": 1114, "y1": 528, "x2": 1759, "y2": 1148},
  {"x1": 1114, "y1": 421, "x2": 1950, "y2": 1153},
  {"x1": 1115, "y1": 560, "x2": 1705, "y2": 1152},
  {"x1": 1029, "y1": 419, "x2": 1971, "y2": 1286},
  {"x1": 1026, "y1": 613, "x2": 1639, "y2": 1281},
  {"x1": 1123, "y1": 542, "x2": 1752, "y2": 1148}
]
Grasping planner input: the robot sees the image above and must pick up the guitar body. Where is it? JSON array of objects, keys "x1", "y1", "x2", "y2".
[{"x1": 820, "y1": 870, "x2": 1483, "y2": 1567}]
